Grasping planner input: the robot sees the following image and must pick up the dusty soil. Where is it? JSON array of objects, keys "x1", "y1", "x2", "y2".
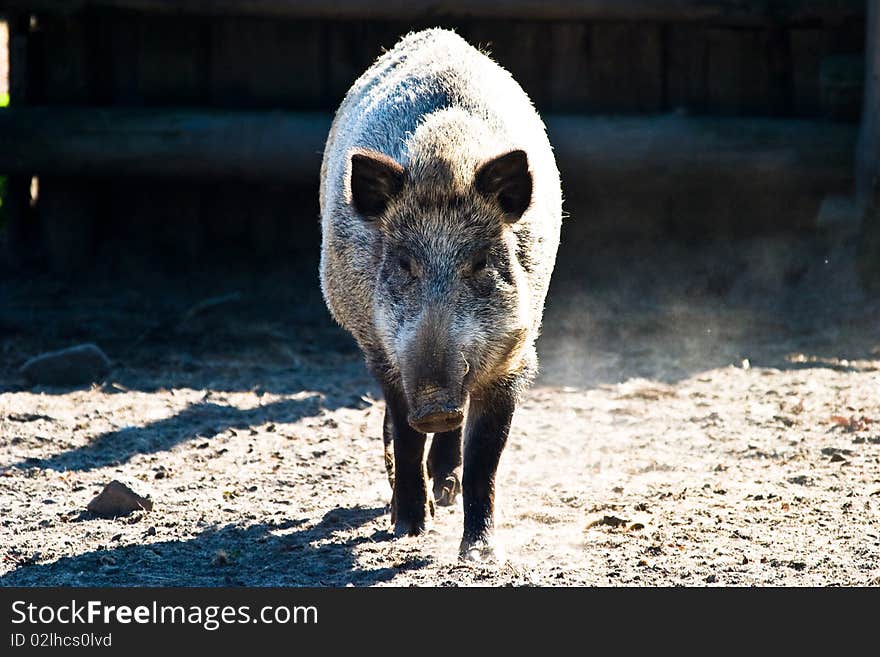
[{"x1": 1, "y1": 235, "x2": 879, "y2": 586}]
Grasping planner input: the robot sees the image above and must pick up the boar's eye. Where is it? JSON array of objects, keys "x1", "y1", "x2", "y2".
[
  {"x1": 398, "y1": 255, "x2": 415, "y2": 277},
  {"x1": 466, "y1": 250, "x2": 490, "y2": 277}
]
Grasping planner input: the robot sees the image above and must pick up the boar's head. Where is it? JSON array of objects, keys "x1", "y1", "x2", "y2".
[{"x1": 347, "y1": 147, "x2": 534, "y2": 433}]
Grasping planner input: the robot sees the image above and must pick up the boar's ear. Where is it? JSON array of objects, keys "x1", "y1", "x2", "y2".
[
  {"x1": 474, "y1": 149, "x2": 532, "y2": 222},
  {"x1": 349, "y1": 149, "x2": 405, "y2": 220}
]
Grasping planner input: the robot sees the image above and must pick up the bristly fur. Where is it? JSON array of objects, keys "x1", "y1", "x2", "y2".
[{"x1": 319, "y1": 28, "x2": 562, "y2": 401}]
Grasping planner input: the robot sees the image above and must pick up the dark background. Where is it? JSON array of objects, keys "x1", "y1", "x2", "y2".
[
  {"x1": 1, "y1": 2, "x2": 879, "y2": 589},
  {"x1": 0, "y1": 1, "x2": 872, "y2": 279}
]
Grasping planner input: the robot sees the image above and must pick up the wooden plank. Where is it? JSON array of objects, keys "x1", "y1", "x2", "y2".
[
  {"x1": 791, "y1": 28, "x2": 829, "y2": 116},
  {"x1": 767, "y1": 27, "x2": 792, "y2": 116},
  {"x1": 209, "y1": 17, "x2": 321, "y2": 109},
  {"x1": 88, "y1": 12, "x2": 141, "y2": 104},
  {"x1": 108, "y1": 179, "x2": 202, "y2": 268},
  {"x1": 0, "y1": 107, "x2": 860, "y2": 245},
  {"x1": 0, "y1": 108, "x2": 329, "y2": 181},
  {"x1": 703, "y1": 29, "x2": 764, "y2": 114},
  {"x1": 38, "y1": 177, "x2": 96, "y2": 271},
  {"x1": 25, "y1": 16, "x2": 96, "y2": 272},
  {"x1": 665, "y1": 25, "x2": 707, "y2": 113},
  {"x1": 136, "y1": 14, "x2": 207, "y2": 105},
  {"x1": 820, "y1": 54, "x2": 864, "y2": 120},
  {"x1": 201, "y1": 182, "x2": 249, "y2": 248},
  {"x1": 548, "y1": 23, "x2": 590, "y2": 112},
  {"x1": 826, "y1": 13, "x2": 867, "y2": 52},
  {"x1": 0, "y1": 174, "x2": 35, "y2": 267},
  {"x1": 551, "y1": 115, "x2": 853, "y2": 237},
  {"x1": 547, "y1": 114, "x2": 854, "y2": 189},
  {"x1": 857, "y1": 0, "x2": 880, "y2": 291},
  {"x1": 200, "y1": 182, "x2": 322, "y2": 256},
  {"x1": 792, "y1": 23, "x2": 867, "y2": 119},
  {"x1": 37, "y1": 14, "x2": 89, "y2": 104},
  {"x1": 6, "y1": 12, "x2": 29, "y2": 104},
  {"x1": 0, "y1": 1, "x2": 866, "y2": 25},
  {"x1": 324, "y1": 21, "x2": 418, "y2": 108},
  {"x1": 588, "y1": 23, "x2": 662, "y2": 113},
  {"x1": 667, "y1": 26, "x2": 787, "y2": 115},
  {"x1": 3, "y1": 13, "x2": 34, "y2": 266},
  {"x1": 465, "y1": 21, "x2": 553, "y2": 110},
  {"x1": 72, "y1": 12, "x2": 207, "y2": 106},
  {"x1": 0, "y1": 109, "x2": 856, "y2": 194},
  {"x1": 324, "y1": 21, "x2": 371, "y2": 108},
  {"x1": 266, "y1": 182, "x2": 321, "y2": 254},
  {"x1": 99, "y1": 41, "x2": 206, "y2": 273},
  {"x1": 0, "y1": 20, "x2": 6, "y2": 101},
  {"x1": 248, "y1": 185, "x2": 282, "y2": 257}
]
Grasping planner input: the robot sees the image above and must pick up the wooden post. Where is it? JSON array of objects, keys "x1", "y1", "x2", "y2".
[
  {"x1": 0, "y1": 1, "x2": 867, "y2": 25},
  {"x1": 3, "y1": 12, "x2": 35, "y2": 268},
  {"x1": 39, "y1": 176, "x2": 97, "y2": 272},
  {"x1": 35, "y1": 13, "x2": 99, "y2": 272},
  {"x1": 857, "y1": 0, "x2": 880, "y2": 291}
]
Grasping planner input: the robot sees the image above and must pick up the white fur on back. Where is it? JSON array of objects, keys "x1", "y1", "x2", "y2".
[{"x1": 320, "y1": 28, "x2": 562, "y2": 355}]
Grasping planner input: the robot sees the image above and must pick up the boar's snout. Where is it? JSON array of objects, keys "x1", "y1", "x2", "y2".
[
  {"x1": 399, "y1": 306, "x2": 469, "y2": 433},
  {"x1": 406, "y1": 372, "x2": 467, "y2": 433},
  {"x1": 408, "y1": 393, "x2": 465, "y2": 434}
]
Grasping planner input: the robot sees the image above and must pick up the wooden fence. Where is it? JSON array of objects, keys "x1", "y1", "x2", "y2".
[{"x1": 0, "y1": 0, "x2": 870, "y2": 272}]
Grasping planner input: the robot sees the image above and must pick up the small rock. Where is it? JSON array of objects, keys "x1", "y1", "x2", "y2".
[
  {"x1": 20, "y1": 343, "x2": 111, "y2": 386},
  {"x1": 705, "y1": 574, "x2": 717, "y2": 583},
  {"x1": 86, "y1": 481, "x2": 153, "y2": 518},
  {"x1": 586, "y1": 515, "x2": 630, "y2": 529},
  {"x1": 821, "y1": 447, "x2": 853, "y2": 457}
]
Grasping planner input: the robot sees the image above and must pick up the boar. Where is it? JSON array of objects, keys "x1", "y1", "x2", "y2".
[{"x1": 319, "y1": 28, "x2": 562, "y2": 561}]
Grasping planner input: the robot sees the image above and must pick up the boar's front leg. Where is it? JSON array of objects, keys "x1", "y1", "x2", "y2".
[
  {"x1": 460, "y1": 382, "x2": 516, "y2": 562},
  {"x1": 382, "y1": 408, "x2": 395, "y2": 492},
  {"x1": 427, "y1": 428, "x2": 462, "y2": 506},
  {"x1": 383, "y1": 383, "x2": 432, "y2": 536}
]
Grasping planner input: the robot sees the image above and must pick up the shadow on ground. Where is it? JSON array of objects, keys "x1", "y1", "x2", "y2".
[
  {"x1": 10, "y1": 394, "x2": 335, "y2": 473},
  {"x1": 0, "y1": 505, "x2": 422, "y2": 587},
  {"x1": 2, "y1": 236, "x2": 878, "y2": 397}
]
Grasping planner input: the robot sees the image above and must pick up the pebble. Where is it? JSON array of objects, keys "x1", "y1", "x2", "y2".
[
  {"x1": 19, "y1": 343, "x2": 111, "y2": 386},
  {"x1": 86, "y1": 481, "x2": 153, "y2": 518}
]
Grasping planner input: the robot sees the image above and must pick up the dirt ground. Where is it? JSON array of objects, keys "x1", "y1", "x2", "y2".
[{"x1": 1, "y1": 234, "x2": 879, "y2": 586}]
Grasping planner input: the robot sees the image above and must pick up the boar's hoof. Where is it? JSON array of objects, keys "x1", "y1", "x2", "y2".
[
  {"x1": 392, "y1": 499, "x2": 432, "y2": 537},
  {"x1": 459, "y1": 537, "x2": 505, "y2": 564},
  {"x1": 433, "y1": 473, "x2": 461, "y2": 507},
  {"x1": 393, "y1": 517, "x2": 429, "y2": 537}
]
